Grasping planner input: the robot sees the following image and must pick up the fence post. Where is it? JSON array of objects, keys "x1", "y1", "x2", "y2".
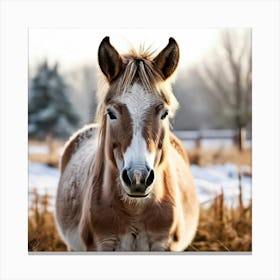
[{"x1": 237, "y1": 127, "x2": 246, "y2": 151}]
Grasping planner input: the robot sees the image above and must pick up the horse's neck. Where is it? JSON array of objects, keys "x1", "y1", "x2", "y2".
[{"x1": 153, "y1": 163, "x2": 176, "y2": 204}]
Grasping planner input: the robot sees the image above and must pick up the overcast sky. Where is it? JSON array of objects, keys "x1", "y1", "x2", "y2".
[{"x1": 29, "y1": 28, "x2": 221, "y2": 73}]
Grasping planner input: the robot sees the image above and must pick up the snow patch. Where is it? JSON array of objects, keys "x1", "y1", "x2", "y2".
[{"x1": 191, "y1": 164, "x2": 251, "y2": 207}]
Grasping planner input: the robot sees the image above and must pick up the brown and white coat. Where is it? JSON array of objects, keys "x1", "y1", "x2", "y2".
[{"x1": 55, "y1": 37, "x2": 199, "y2": 251}]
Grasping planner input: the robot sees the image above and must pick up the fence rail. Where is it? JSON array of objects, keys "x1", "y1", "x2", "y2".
[
  {"x1": 173, "y1": 129, "x2": 251, "y2": 140},
  {"x1": 173, "y1": 129, "x2": 251, "y2": 149}
]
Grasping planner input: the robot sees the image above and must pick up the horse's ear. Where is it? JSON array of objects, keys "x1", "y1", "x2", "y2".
[
  {"x1": 98, "y1": 36, "x2": 123, "y2": 83},
  {"x1": 153, "y1": 37, "x2": 180, "y2": 80}
]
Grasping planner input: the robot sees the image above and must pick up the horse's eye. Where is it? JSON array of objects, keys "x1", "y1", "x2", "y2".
[
  {"x1": 107, "y1": 110, "x2": 117, "y2": 120},
  {"x1": 161, "y1": 110, "x2": 169, "y2": 120}
]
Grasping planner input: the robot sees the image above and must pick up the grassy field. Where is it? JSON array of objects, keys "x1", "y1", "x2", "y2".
[
  {"x1": 28, "y1": 188, "x2": 251, "y2": 252},
  {"x1": 28, "y1": 140, "x2": 251, "y2": 252}
]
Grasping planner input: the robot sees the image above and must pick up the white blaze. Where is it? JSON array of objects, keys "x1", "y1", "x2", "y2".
[
  {"x1": 124, "y1": 130, "x2": 155, "y2": 168},
  {"x1": 116, "y1": 83, "x2": 158, "y2": 169}
]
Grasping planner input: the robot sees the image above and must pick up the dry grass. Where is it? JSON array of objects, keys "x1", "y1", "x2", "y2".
[
  {"x1": 28, "y1": 189, "x2": 67, "y2": 251},
  {"x1": 28, "y1": 188, "x2": 251, "y2": 252},
  {"x1": 28, "y1": 139, "x2": 251, "y2": 252},
  {"x1": 187, "y1": 192, "x2": 251, "y2": 252},
  {"x1": 188, "y1": 146, "x2": 251, "y2": 168}
]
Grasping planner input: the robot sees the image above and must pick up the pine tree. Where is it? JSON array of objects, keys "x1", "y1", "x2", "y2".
[{"x1": 28, "y1": 61, "x2": 80, "y2": 139}]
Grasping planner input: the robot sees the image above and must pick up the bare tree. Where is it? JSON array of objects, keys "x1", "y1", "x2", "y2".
[{"x1": 198, "y1": 29, "x2": 252, "y2": 151}]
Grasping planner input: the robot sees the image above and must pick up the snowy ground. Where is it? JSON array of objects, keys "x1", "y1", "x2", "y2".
[
  {"x1": 191, "y1": 164, "x2": 251, "y2": 207},
  {"x1": 28, "y1": 161, "x2": 251, "y2": 210}
]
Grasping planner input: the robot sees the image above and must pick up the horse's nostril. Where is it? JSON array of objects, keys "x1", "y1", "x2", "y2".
[
  {"x1": 145, "y1": 169, "x2": 155, "y2": 187},
  {"x1": 122, "y1": 169, "x2": 132, "y2": 186}
]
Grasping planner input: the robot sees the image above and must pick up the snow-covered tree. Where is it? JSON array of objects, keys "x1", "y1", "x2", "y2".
[{"x1": 29, "y1": 61, "x2": 80, "y2": 139}]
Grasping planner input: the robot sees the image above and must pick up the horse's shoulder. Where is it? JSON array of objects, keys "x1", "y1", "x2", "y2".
[
  {"x1": 60, "y1": 123, "x2": 98, "y2": 173},
  {"x1": 169, "y1": 132, "x2": 190, "y2": 165}
]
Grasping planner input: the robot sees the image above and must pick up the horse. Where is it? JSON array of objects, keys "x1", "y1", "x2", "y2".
[{"x1": 55, "y1": 36, "x2": 199, "y2": 251}]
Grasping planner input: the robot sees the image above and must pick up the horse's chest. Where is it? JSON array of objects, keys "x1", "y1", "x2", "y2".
[{"x1": 92, "y1": 202, "x2": 173, "y2": 251}]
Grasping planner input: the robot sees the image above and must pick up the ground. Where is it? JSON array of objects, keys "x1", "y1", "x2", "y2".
[{"x1": 28, "y1": 138, "x2": 252, "y2": 252}]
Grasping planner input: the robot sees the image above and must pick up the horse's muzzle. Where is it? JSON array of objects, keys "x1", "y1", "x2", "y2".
[{"x1": 121, "y1": 166, "x2": 155, "y2": 196}]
